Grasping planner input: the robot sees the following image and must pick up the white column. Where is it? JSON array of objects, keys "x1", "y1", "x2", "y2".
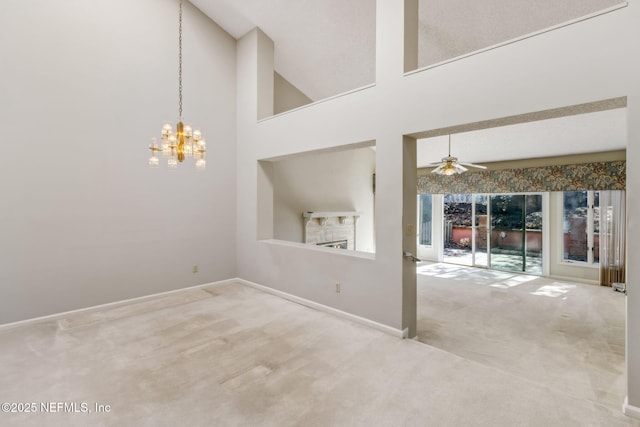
[
  {"x1": 376, "y1": 0, "x2": 418, "y2": 82},
  {"x1": 403, "y1": 136, "x2": 418, "y2": 337},
  {"x1": 625, "y1": 96, "x2": 640, "y2": 415},
  {"x1": 256, "y1": 29, "x2": 275, "y2": 120}
]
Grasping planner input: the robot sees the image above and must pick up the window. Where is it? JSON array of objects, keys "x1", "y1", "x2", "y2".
[
  {"x1": 562, "y1": 191, "x2": 599, "y2": 264},
  {"x1": 418, "y1": 194, "x2": 433, "y2": 246}
]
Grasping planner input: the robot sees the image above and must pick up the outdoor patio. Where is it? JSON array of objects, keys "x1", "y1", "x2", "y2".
[{"x1": 443, "y1": 248, "x2": 543, "y2": 275}]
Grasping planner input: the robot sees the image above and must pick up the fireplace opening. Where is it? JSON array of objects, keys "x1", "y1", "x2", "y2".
[{"x1": 317, "y1": 240, "x2": 348, "y2": 250}]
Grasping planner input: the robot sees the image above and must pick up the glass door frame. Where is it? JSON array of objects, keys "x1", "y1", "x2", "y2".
[
  {"x1": 441, "y1": 193, "x2": 489, "y2": 269},
  {"x1": 473, "y1": 194, "x2": 490, "y2": 269},
  {"x1": 439, "y1": 192, "x2": 549, "y2": 276},
  {"x1": 487, "y1": 192, "x2": 547, "y2": 275}
]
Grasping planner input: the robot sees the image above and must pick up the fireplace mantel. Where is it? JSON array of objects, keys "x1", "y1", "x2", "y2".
[{"x1": 302, "y1": 211, "x2": 361, "y2": 226}]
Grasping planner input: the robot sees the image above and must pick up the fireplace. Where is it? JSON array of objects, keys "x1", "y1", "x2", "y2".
[{"x1": 303, "y1": 211, "x2": 361, "y2": 250}]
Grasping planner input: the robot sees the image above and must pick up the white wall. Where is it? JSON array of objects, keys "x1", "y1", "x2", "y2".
[
  {"x1": 236, "y1": 0, "x2": 640, "y2": 405},
  {"x1": 272, "y1": 147, "x2": 376, "y2": 253},
  {"x1": 0, "y1": 0, "x2": 237, "y2": 324}
]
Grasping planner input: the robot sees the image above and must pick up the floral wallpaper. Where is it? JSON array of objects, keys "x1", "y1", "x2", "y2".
[{"x1": 417, "y1": 160, "x2": 626, "y2": 194}]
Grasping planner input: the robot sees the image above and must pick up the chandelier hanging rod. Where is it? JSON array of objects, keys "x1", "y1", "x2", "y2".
[{"x1": 178, "y1": 0, "x2": 183, "y2": 120}]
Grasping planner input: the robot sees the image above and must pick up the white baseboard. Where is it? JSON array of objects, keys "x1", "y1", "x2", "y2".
[
  {"x1": 623, "y1": 397, "x2": 640, "y2": 420},
  {"x1": 0, "y1": 278, "x2": 237, "y2": 332},
  {"x1": 548, "y1": 274, "x2": 599, "y2": 286},
  {"x1": 1, "y1": 277, "x2": 407, "y2": 340},
  {"x1": 236, "y1": 278, "x2": 407, "y2": 339}
]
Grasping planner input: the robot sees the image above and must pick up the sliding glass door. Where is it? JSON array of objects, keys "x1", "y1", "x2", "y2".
[
  {"x1": 489, "y1": 194, "x2": 542, "y2": 274},
  {"x1": 443, "y1": 194, "x2": 473, "y2": 265},
  {"x1": 473, "y1": 195, "x2": 488, "y2": 267},
  {"x1": 441, "y1": 192, "x2": 543, "y2": 275},
  {"x1": 490, "y1": 195, "x2": 525, "y2": 272},
  {"x1": 442, "y1": 194, "x2": 489, "y2": 268}
]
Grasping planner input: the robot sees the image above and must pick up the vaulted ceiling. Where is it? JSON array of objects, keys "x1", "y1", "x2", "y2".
[{"x1": 190, "y1": 0, "x2": 627, "y2": 164}]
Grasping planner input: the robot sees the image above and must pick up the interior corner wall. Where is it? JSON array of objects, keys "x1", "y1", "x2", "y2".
[
  {"x1": 256, "y1": 29, "x2": 275, "y2": 120},
  {"x1": 0, "y1": 0, "x2": 237, "y2": 324},
  {"x1": 272, "y1": 147, "x2": 376, "y2": 253},
  {"x1": 274, "y1": 72, "x2": 313, "y2": 115},
  {"x1": 403, "y1": 0, "x2": 419, "y2": 72},
  {"x1": 257, "y1": 161, "x2": 275, "y2": 241}
]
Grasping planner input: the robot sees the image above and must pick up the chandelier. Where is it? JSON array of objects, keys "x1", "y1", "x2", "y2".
[{"x1": 149, "y1": 0, "x2": 206, "y2": 170}]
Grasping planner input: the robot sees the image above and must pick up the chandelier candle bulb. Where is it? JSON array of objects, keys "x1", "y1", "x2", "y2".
[{"x1": 148, "y1": 138, "x2": 161, "y2": 168}]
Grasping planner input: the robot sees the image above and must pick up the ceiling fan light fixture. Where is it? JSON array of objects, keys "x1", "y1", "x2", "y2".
[
  {"x1": 428, "y1": 135, "x2": 485, "y2": 175},
  {"x1": 432, "y1": 158, "x2": 467, "y2": 175}
]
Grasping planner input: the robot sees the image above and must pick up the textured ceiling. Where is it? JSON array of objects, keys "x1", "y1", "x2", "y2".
[
  {"x1": 190, "y1": 0, "x2": 627, "y2": 163},
  {"x1": 417, "y1": 0, "x2": 623, "y2": 67},
  {"x1": 190, "y1": 0, "x2": 376, "y2": 101},
  {"x1": 192, "y1": 0, "x2": 623, "y2": 101},
  {"x1": 416, "y1": 108, "x2": 626, "y2": 167}
]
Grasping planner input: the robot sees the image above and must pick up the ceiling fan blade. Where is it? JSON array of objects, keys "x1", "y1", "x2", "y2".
[
  {"x1": 459, "y1": 162, "x2": 487, "y2": 170},
  {"x1": 430, "y1": 164, "x2": 446, "y2": 174}
]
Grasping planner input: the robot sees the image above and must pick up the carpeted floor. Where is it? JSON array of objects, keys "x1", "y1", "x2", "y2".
[
  {"x1": 416, "y1": 262, "x2": 626, "y2": 411},
  {"x1": 1, "y1": 280, "x2": 637, "y2": 426}
]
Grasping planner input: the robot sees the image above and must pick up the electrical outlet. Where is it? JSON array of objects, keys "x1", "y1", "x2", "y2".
[
  {"x1": 192, "y1": 265, "x2": 198, "y2": 273},
  {"x1": 405, "y1": 224, "x2": 415, "y2": 236},
  {"x1": 335, "y1": 283, "x2": 341, "y2": 293}
]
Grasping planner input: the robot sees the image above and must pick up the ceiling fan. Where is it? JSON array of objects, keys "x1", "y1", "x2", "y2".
[{"x1": 427, "y1": 135, "x2": 487, "y2": 175}]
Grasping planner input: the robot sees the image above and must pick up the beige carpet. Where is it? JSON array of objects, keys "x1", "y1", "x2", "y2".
[
  {"x1": 1, "y1": 281, "x2": 637, "y2": 426},
  {"x1": 417, "y1": 262, "x2": 627, "y2": 411}
]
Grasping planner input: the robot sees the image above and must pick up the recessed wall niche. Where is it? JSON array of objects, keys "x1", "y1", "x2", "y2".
[
  {"x1": 258, "y1": 142, "x2": 376, "y2": 254},
  {"x1": 411, "y1": 0, "x2": 626, "y2": 70}
]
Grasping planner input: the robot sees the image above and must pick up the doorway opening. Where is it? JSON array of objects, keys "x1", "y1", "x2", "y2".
[
  {"x1": 440, "y1": 193, "x2": 543, "y2": 275},
  {"x1": 409, "y1": 101, "x2": 627, "y2": 412}
]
